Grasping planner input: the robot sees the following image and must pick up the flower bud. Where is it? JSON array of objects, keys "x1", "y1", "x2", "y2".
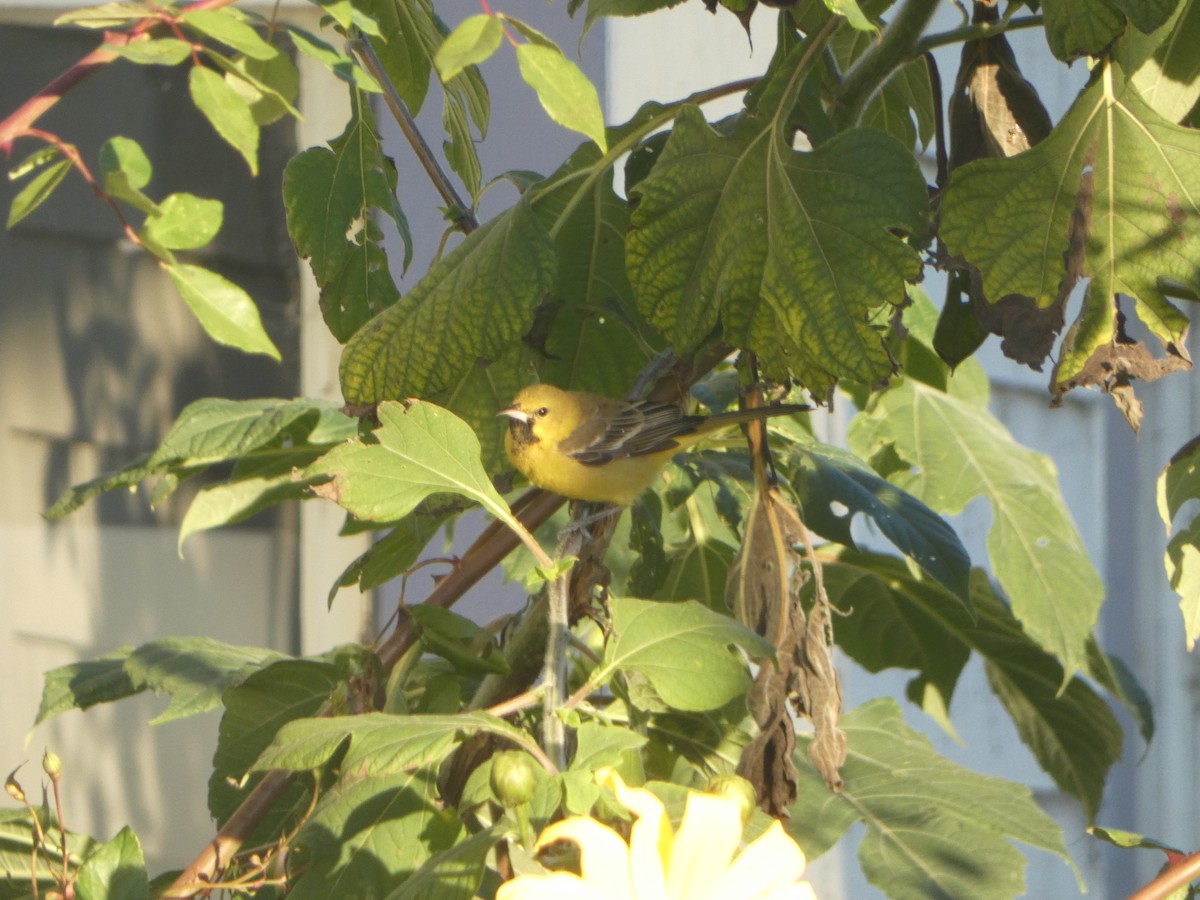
[
  {"x1": 490, "y1": 750, "x2": 538, "y2": 809},
  {"x1": 42, "y1": 750, "x2": 62, "y2": 780},
  {"x1": 5, "y1": 774, "x2": 25, "y2": 804}
]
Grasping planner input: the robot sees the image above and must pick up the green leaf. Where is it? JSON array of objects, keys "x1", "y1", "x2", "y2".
[
  {"x1": 183, "y1": 8, "x2": 277, "y2": 60},
  {"x1": 287, "y1": 26, "x2": 381, "y2": 93},
  {"x1": 359, "y1": 0, "x2": 433, "y2": 113},
  {"x1": 166, "y1": 263, "x2": 280, "y2": 358},
  {"x1": 864, "y1": 56, "x2": 935, "y2": 151},
  {"x1": 284, "y1": 91, "x2": 406, "y2": 341},
  {"x1": 75, "y1": 827, "x2": 149, "y2": 900},
  {"x1": 1159, "y1": 435, "x2": 1200, "y2": 530},
  {"x1": 36, "y1": 638, "x2": 282, "y2": 727},
  {"x1": 98, "y1": 135, "x2": 156, "y2": 213},
  {"x1": 54, "y1": 1, "x2": 156, "y2": 27},
  {"x1": 227, "y1": 48, "x2": 300, "y2": 125},
  {"x1": 338, "y1": 198, "x2": 555, "y2": 406},
  {"x1": 628, "y1": 107, "x2": 927, "y2": 396},
  {"x1": 140, "y1": 192, "x2": 223, "y2": 251},
  {"x1": 357, "y1": 0, "x2": 489, "y2": 196},
  {"x1": 941, "y1": 62, "x2": 1200, "y2": 386},
  {"x1": 178, "y1": 471, "x2": 312, "y2": 550},
  {"x1": 434, "y1": 14, "x2": 503, "y2": 82},
  {"x1": 251, "y1": 711, "x2": 529, "y2": 774},
  {"x1": 787, "y1": 437, "x2": 971, "y2": 602},
  {"x1": 826, "y1": 552, "x2": 1123, "y2": 819},
  {"x1": 0, "y1": 807, "x2": 98, "y2": 893},
  {"x1": 209, "y1": 659, "x2": 342, "y2": 836},
  {"x1": 288, "y1": 770, "x2": 458, "y2": 899},
  {"x1": 332, "y1": 511, "x2": 452, "y2": 601},
  {"x1": 7, "y1": 158, "x2": 70, "y2": 227},
  {"x1": 515, "y1": 41, "x2": 607, "y2": 153},
  {"x1": 409, "y1": 605, "x2": 510, "y2": 676},
  {"x1": 1165, "y1": 518, "x2": 1200, "y2": 650},
  {"x1": 382, "y1": 826, "x2": 501, "y2": 900},
  {"x1": 36, "y1": 650, "x2": 138, "y2": 724},
  {"x1": 1040, "y1": 0, "x2": 1125, "y2": 59},
  {"x1": 823, "y1": 554, "x2": 970, "y2": 723},
  {"x1": 572, "y1": 0, "x2": 685, "y2": 38},
  {"x1": 823, "y1": 0, "x2": 877, "y2": 31},
  {"x1": 849, "y1": 379, "x2": 1102, "y2": 679},
  {"x1": 309, "y1": 401, "x2": 519, "y2": 530},
  {"x1": 189, "y1": 64, "x2": 260, "y2": 174},
  {"x1": 527, "y1": 145, "x2": 658, "y2": 396},
  {"x1": 45, "y1": 458, "x2": 157, "y2": 520},
  {"x1": 1158, "y1": 435, "x2": 1200, "y2": 648},
  {"x1": 153, "y1": 398, "x2": 344, "y2": 467},
  {"x1": 1122, "y1": 0, "x2": 1200, "y2": 123},
  {"x1": 108, "y1": 37, "x2": 192, "y2": 65},
  {"x1": 790, "y1": 698, "x2": 1082, "y2": 898},
  {"x1": 1085, "y1": 640, "x2": 1154, "y2": 745},
  {"x1": 599, "y1": 597, "x2": 772, "y2": 711},
  {"x1": 1088, "y1": 824, "x2": 1182, "y2": 853}
]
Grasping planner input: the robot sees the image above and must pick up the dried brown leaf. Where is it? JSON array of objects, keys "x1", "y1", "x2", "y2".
[{"x1": 1052, "y1": 308, "x2": 1192, "y2": 433}]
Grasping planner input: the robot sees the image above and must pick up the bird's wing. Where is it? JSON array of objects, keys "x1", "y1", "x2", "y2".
[{"x1": 564, "y1": 400, "x2": 704, "y2": 466}]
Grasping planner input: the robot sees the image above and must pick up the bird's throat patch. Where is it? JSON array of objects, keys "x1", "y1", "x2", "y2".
[{"x1": 507, "y1": 419, "x2": 536, "y2": 446}]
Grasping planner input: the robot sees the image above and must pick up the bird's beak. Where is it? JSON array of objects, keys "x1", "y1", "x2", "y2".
[{"x1": 497, "y1": 404, "x2": 531, "y2": 424}]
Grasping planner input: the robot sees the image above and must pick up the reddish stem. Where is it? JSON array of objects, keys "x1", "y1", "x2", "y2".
[
  {"x1": 1128, "y1": 849, "x2": 1200, "y2": 900},
  {"x1": 0, "y1": 0, "x2": 240, "y2": 156}
]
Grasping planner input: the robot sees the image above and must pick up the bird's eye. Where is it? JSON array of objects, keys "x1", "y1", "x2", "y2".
[{"x1": 536, "y1": 407, "x2": 549, "y2": 417}]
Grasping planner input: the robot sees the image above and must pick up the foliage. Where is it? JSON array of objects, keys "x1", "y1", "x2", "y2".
[{"x1": 5, "y1": 0, "x2": 1200, "y2": 897}]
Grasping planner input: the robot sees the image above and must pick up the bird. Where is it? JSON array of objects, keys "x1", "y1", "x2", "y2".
[{"x1": 498, "y1": 384, "x2": 810, "y2": 506}]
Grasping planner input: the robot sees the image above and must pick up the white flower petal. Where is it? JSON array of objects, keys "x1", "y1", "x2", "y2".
[
  {"x1": 535, "y1": 817, "x2": 636, "y2": 900},
  {"x1": 663, "y1": 792, "x2": 742, "y2": 900},
  {"x1": 604, "y1": 773, "x2": 669, "y2": 900},
  {"x1": 497, "y1": 871, "x2": 614, "y2": 900},
  {"x1": 707, "y1": 821, "x2": 809, "y2": 899}
]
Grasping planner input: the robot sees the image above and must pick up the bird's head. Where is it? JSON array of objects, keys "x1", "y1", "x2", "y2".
[{"x1": 497, "y1": 384, "x2": 575, "y2": 444}]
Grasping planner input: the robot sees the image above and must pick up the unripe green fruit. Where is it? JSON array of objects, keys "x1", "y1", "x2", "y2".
[
  {"x1": 705, "y1": 774, "x2": 757, "y2": 826},
  {"x1": 490, "y1": 750, "x2": 538, "y2": 808}
]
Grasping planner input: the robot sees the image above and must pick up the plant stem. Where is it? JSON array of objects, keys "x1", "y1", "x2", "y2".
[
  {"x1": 831, "y1": 0, "x2": 940, "y2": 130},
  {"x1": 349, "y1": 36, "x2": 480, "y2": 234},
  {"x1": 1128, "y1": 850, "x2": 1200, "y2": 900},
  {"x1": 0, "y1": 0, "x2": 240, "y2": 154},
  {"x1": 914, "y1": 14, "x2": 1044, "y2": 55},
  {"x1": 541, "y1": 521, "x2": 583, "y2": 770}
]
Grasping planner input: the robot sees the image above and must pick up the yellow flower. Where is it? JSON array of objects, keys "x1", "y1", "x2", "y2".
[{"x1": 496, "y1": 772, "x2": 816, "y2": 900}]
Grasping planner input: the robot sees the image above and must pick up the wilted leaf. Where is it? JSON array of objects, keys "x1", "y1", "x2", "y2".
[{"x1": 942, "y1": 62, "x2": 1200, "y2": 395}]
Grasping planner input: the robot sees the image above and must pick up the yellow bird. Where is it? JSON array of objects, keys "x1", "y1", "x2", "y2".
[{"x1": 498, "y1": 384, "x2": 809, "y2": 506}]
